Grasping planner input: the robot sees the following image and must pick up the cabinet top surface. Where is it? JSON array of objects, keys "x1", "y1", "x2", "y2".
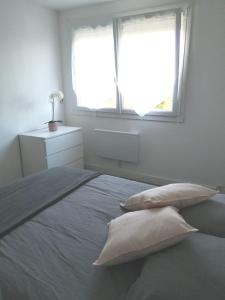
[{"x1": 19, "y1": 126, "x2": 81, "y2": 139}]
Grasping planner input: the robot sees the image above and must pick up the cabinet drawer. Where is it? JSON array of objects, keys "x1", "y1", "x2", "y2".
[
  {"x1": 47, "y1": 145, "x2": 83, "y2": 169},
  {"x1": 67, "y1": 158, "x2": 84, "y2": 169},
  {"x1": 45, "y1": 131, "x2": 82, "y2": 155}
]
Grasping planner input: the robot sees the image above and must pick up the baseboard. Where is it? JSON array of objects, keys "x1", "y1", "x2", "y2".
[
  {"x1": 85, "y1": 163, "x2": 219, "y2": 189},
  {"x1": 85, "y1": 163, "x2": 179, "y2": 186}
]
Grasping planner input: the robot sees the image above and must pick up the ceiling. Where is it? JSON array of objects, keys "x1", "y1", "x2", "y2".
[{"x1": 33, "y1": 0, "x2": 115, "y2": 10}]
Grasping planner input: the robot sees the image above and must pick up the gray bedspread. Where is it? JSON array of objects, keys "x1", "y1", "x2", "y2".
[
  {"x1": 0, "y1": 167, "x2": 225, "y2": 300},
  {"x1": 0, "y1": 167, "x2": 99, "y2": 239},
  {"x1": 125, "y1": 233, "x2": 225, "y2": 300}
]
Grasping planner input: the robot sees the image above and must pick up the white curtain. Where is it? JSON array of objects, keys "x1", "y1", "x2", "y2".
[
  {"x1": 72, "y1": 25, "x2": 116, "y2": 109},
  {"x1": 118, "y1": 13, "x2": 176, "y2": 116}
]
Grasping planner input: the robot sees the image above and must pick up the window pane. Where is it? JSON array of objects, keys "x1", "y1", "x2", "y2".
[
  {"x1": 72, "y1": 25, "x2": 116, "y2": 109},
  {"x1": 178, "y1": 11, "x2": 186, "y2": 98},
  {"x1": 118, "y1": 13, "x2": 176, "y2": 116}
]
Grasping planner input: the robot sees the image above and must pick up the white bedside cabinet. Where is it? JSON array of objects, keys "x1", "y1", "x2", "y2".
[{"x1": 19, "y1": 126, "x2": 84, "y2": 176}]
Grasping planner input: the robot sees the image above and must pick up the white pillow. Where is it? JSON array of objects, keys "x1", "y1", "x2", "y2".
[
  {"x1": 94, "y1": 207, "x2": 197, "y2": 266},
  {"x1": 121, "y1": 183, "x2": 217, "y2": 211}
]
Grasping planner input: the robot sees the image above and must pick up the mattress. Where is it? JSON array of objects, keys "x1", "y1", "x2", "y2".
[{"x1": 0, "y1": 168, "x2": 224, "y2": 300}]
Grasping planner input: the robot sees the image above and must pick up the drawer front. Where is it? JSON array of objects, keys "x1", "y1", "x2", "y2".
[
  {"x1": 47, "y1": 145, "x2": 83, "y2": 169},
  {"x1": 67, "y1": 158, "x2": 84, "y2": 169},
  {"x1": 45, "y1": 131, "x2": 82, "y2": 155}
]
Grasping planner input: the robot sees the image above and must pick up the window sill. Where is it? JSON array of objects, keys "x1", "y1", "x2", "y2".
[{"x1": 72, "y1": 108, "x2": 184, "y2": 123}]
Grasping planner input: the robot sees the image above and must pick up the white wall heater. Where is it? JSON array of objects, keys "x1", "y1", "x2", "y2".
[{"x1": 94, "y1": 129, "x2": 140, "y2": 163}]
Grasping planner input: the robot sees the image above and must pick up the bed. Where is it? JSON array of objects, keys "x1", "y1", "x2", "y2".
[{"x1": 0, "y1": 167, "x2": 225, "y2": 300}]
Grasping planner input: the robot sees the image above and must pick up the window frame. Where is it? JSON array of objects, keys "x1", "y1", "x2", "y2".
[{"x1": 72, "y1": 3, "x2": 192, "y2": 122}]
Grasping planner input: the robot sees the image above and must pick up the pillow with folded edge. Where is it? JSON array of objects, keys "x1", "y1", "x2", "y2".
[
  {"x1": 94, "y1": 206, "x2": 198, "y2": 266},
  {"x1": 120, "y1": 183, "x2": 218, "y2": 211}
]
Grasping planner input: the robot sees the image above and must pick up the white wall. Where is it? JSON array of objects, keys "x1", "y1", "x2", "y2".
[
  {"x1": 59, "y1": 0, "x2": 225, "y2": 188},
  {"x1": 0, "y1": 0, "x2": 63, "y2": 186}
]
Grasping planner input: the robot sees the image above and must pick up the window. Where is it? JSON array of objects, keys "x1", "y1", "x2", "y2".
[
  {"x1": 72, "y1": 6, "x2": 191, "y2": 119},
  {"x1": 72, "y1": 25, "x2": 116, "y2": 109}
]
